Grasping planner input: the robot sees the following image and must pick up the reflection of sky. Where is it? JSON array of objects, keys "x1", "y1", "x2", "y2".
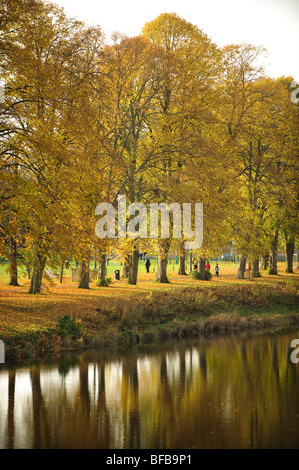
[
  {"x1": 0, "y1": 373, "x2": 8, "y2": 447},
  {"x1": 0, "y1": 350, "x2": 199, "y2": 447},
  {"x1": 166, "y1": 352, "x2": 181, "y2": 385},
  {"x1": 104, "y1": 360, "x2": 124, "y2": 448},
  {"x1": 0, "y1": 370, "x2": 33, "y2": 448}
]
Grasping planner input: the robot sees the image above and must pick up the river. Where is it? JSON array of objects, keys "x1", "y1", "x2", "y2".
[{"x1": 0, "y1": 328, "x2": 299, "y2": 449}]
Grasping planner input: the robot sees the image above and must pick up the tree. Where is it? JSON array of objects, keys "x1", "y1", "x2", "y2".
[
  {"x1": 177, "y1": 240, "x2": 187, "y2": 275},
  {"x1": 219, "y1": 45, "x2": 299, "y2": 275},
  {"x1": 142, "y1": 13, "x2": 226, "y2": 282},
  {"x1": 0, "y1": 0, "x2": 105, "y2": 292},
  {"x1": 97, "y1": 34, "x2": 175, "y2": 284}
]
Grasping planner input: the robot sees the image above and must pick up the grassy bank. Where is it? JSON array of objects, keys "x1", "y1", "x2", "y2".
[{"x1": 0, "y1": 265, "x2": 298, "y2": 359}]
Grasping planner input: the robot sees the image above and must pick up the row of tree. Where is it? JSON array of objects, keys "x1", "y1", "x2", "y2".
[{"x1": 0, "y1": 0, "x2": 298, "y2": 292}]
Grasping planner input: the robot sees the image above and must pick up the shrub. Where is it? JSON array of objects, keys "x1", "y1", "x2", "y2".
[
  {"x1": 190, "y1": 269, "x2": 212, "y2": 281},
  {"x1": 205, "y1": 269, "x2": 212, "y2": 280},
  {"x1": 141, "y1": 330, "x2": 156, "y2": 344},
  {"x1": 94, "y1": 277, "x2": 113, "y2": 287},
  {"x1": 190, "y1": 269, "x2": 201, "y2": 280},
  {"x1": 58, "y1": 314, "x2": 82, "y2": 339},
  {"x1": 117, "y1": 330, "x2": 137, "y2": 347}
]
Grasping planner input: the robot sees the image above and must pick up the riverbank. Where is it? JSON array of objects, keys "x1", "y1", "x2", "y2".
[{"x1": 0, "y1": 269, "x2": 298, "y2": 360}]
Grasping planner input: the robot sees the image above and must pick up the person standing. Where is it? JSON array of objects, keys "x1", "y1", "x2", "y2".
[
  {"x1": 145, "y1": 257, "x2": 151, "y2": 273},
  {"x1": 215, "y1": 263, "x2": 219, "y2": 277},
  {"x1": 205, "y1": 261, "x2": 211, "y2": 271},
  {"x1": 248, "y1": 262, "x2": 252, "y2": 279}
]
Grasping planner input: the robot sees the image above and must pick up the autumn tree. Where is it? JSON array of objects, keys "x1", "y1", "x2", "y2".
[
  {"x1": 97, "y1": 34, "x2": 177, "y2": 284},
  {"x1": 0, "y1": 0, "x2": 105, "y2": 292},
  {"x1": 219, "y1": 44, "x2": 299, "y2": 276},
  {"x1": 142, "y1": 13, "x2": 230, "y2": 282}
]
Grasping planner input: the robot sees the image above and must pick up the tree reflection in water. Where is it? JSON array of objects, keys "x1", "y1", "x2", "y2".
[{"x1": 0, "y1": 329, "x2": 299, "y2": 449}]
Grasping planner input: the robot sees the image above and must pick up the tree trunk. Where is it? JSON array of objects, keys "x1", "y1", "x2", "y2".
[
  {"x1": 128, "y1": 248, "x2": 139, "y2": 285},
  {"x1": 198, "y1": 257, "x2": 206, "y2": 280},
  {"x1": 238, "y1": 256, "x2": 246, "y2": 279},
  {"x1": 285, "y1": 238, "x2": 294, "y2": 273},
  {"x1": 260, "y1": 253, "x2": 269, "y2": 270},
  {"x1": 178, "y1": 255, "x2": 187, "y2": 275},
  {"x1": 177, "y1": 242, "x2": 187, "y2": 275},
  {"x1": 252, "y1": 258, "x2": 259, "y2": 278},
  {"x1": 155, "y1": 239, "x2": 171, "y2": 283},
  {"x1": 98, "y1": 253, "x2": 107, "y2": 282},
  {"x1": 28, "y1": 253, "x2": 47, "y2": 294},
  {"x1": 122, "y1": 256, "x2": 129, "y2": 278},
  {"x1": 60, "y1": 266, "x2": 63, "y2": 284},
  {"x1": 8, "y1": 236, "x2": 19, "y2": 286},
  {"x1": 78, "y1": 260, "x2": 90, "y2": 289},
  {"x1": 269, "y1": 229, "x2": 279, "y2": 275}
]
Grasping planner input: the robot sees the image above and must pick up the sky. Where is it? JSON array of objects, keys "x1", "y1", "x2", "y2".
[{"x1": 52, "y1": 0, "x2": 299, "y2": 81}]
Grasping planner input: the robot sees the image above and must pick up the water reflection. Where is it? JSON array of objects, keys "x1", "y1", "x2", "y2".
[{"x1": 0, "y1": 330, "x2": 299, "y2": 449}]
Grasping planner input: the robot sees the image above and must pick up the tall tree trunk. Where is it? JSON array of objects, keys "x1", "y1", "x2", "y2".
[
  {"x1": 285, "y1": 237, "x2": 294, "y2": 273},
  {"x1": 29, "y1": 252, "x2": 47, "y2": 294},
  {"x1": 128, "y1": 248, "x2": 139, "y2": 285},
  {"x1": 122, "y1": 256, "x2": 129, "y2": 278},
  {"x1": 252, "y1": 258, "x2": 259, "y2": 278},
  {"x1": 155, "y1": 239, "x2": 170, "y2": 283},
  {"x1": 177, "y1": 242, "x2": 187, "y2": 275},
  {"x1": 98, "y1": 253, "x2": 107, "y2": 282},
  {"x1": 78, "y1": 259, "x2": 89, "y2": 289},
  {"x1": 260, "y1": 253, "x2": 269, "y2": 270},
  {"x1": 8, "y1": 236, "x2": 19, "y2": 286},
  {"x1": 269, "y1": 229, "x2": 279, "y2": 275},
  {"x1": 59, "y1": 265, "x2": 63, "y2": 284},
  {"x1": 198, "y1": 257, "x2": 206, "y2": 280},
  {"x1": 238, "y1": 256, "x2": 246, "y2": 279}
]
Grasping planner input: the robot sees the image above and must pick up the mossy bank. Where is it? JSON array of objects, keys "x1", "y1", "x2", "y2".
[{"x1": 3, "y1": 281, "x2": 299, "y2": 360}]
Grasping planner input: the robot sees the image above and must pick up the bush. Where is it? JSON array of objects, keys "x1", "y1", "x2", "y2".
[
  {"x1": 117, "y1": 330, "x2": 137, "y2": 347},
  {"x1": 58, "y1": 314, "x2": 82, "y2": 339},
  {"x1": 94, "y1": 277, "x2": 113, "y2": 287},
  {"x1": 205, "y1": 269, "x2": 212, "y2": 280},
  {"x1": 190, "y1": 269, "x2": 212, "y2": 280},
  {"x1": 141, "y1": 330, "x2": 156, "y2": 343},
  {"x1": 190, "y1": 269, "x2": 201, "y2": 280}
]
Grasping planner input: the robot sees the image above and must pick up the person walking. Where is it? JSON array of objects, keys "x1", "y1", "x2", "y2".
[{"x1": 145, "y1": 257, "x2": 151, "y2": 273}]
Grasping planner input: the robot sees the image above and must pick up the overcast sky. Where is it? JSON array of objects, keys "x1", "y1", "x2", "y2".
[{"x1": 52, "y1": 0, "x2": 299, "y2": 80}]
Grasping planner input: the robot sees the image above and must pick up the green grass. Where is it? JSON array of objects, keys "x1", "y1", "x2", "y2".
[{"x1": 0, "y1": 256, "x2": 279, "y2": 285}]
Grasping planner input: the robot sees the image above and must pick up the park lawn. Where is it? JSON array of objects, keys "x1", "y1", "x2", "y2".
[
  {"x1": 0, "y1": 260, "x2": 298, "y2": 336},
  {"x1": 0, "y1": 258, "x2": 240, "y2": 285}
]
